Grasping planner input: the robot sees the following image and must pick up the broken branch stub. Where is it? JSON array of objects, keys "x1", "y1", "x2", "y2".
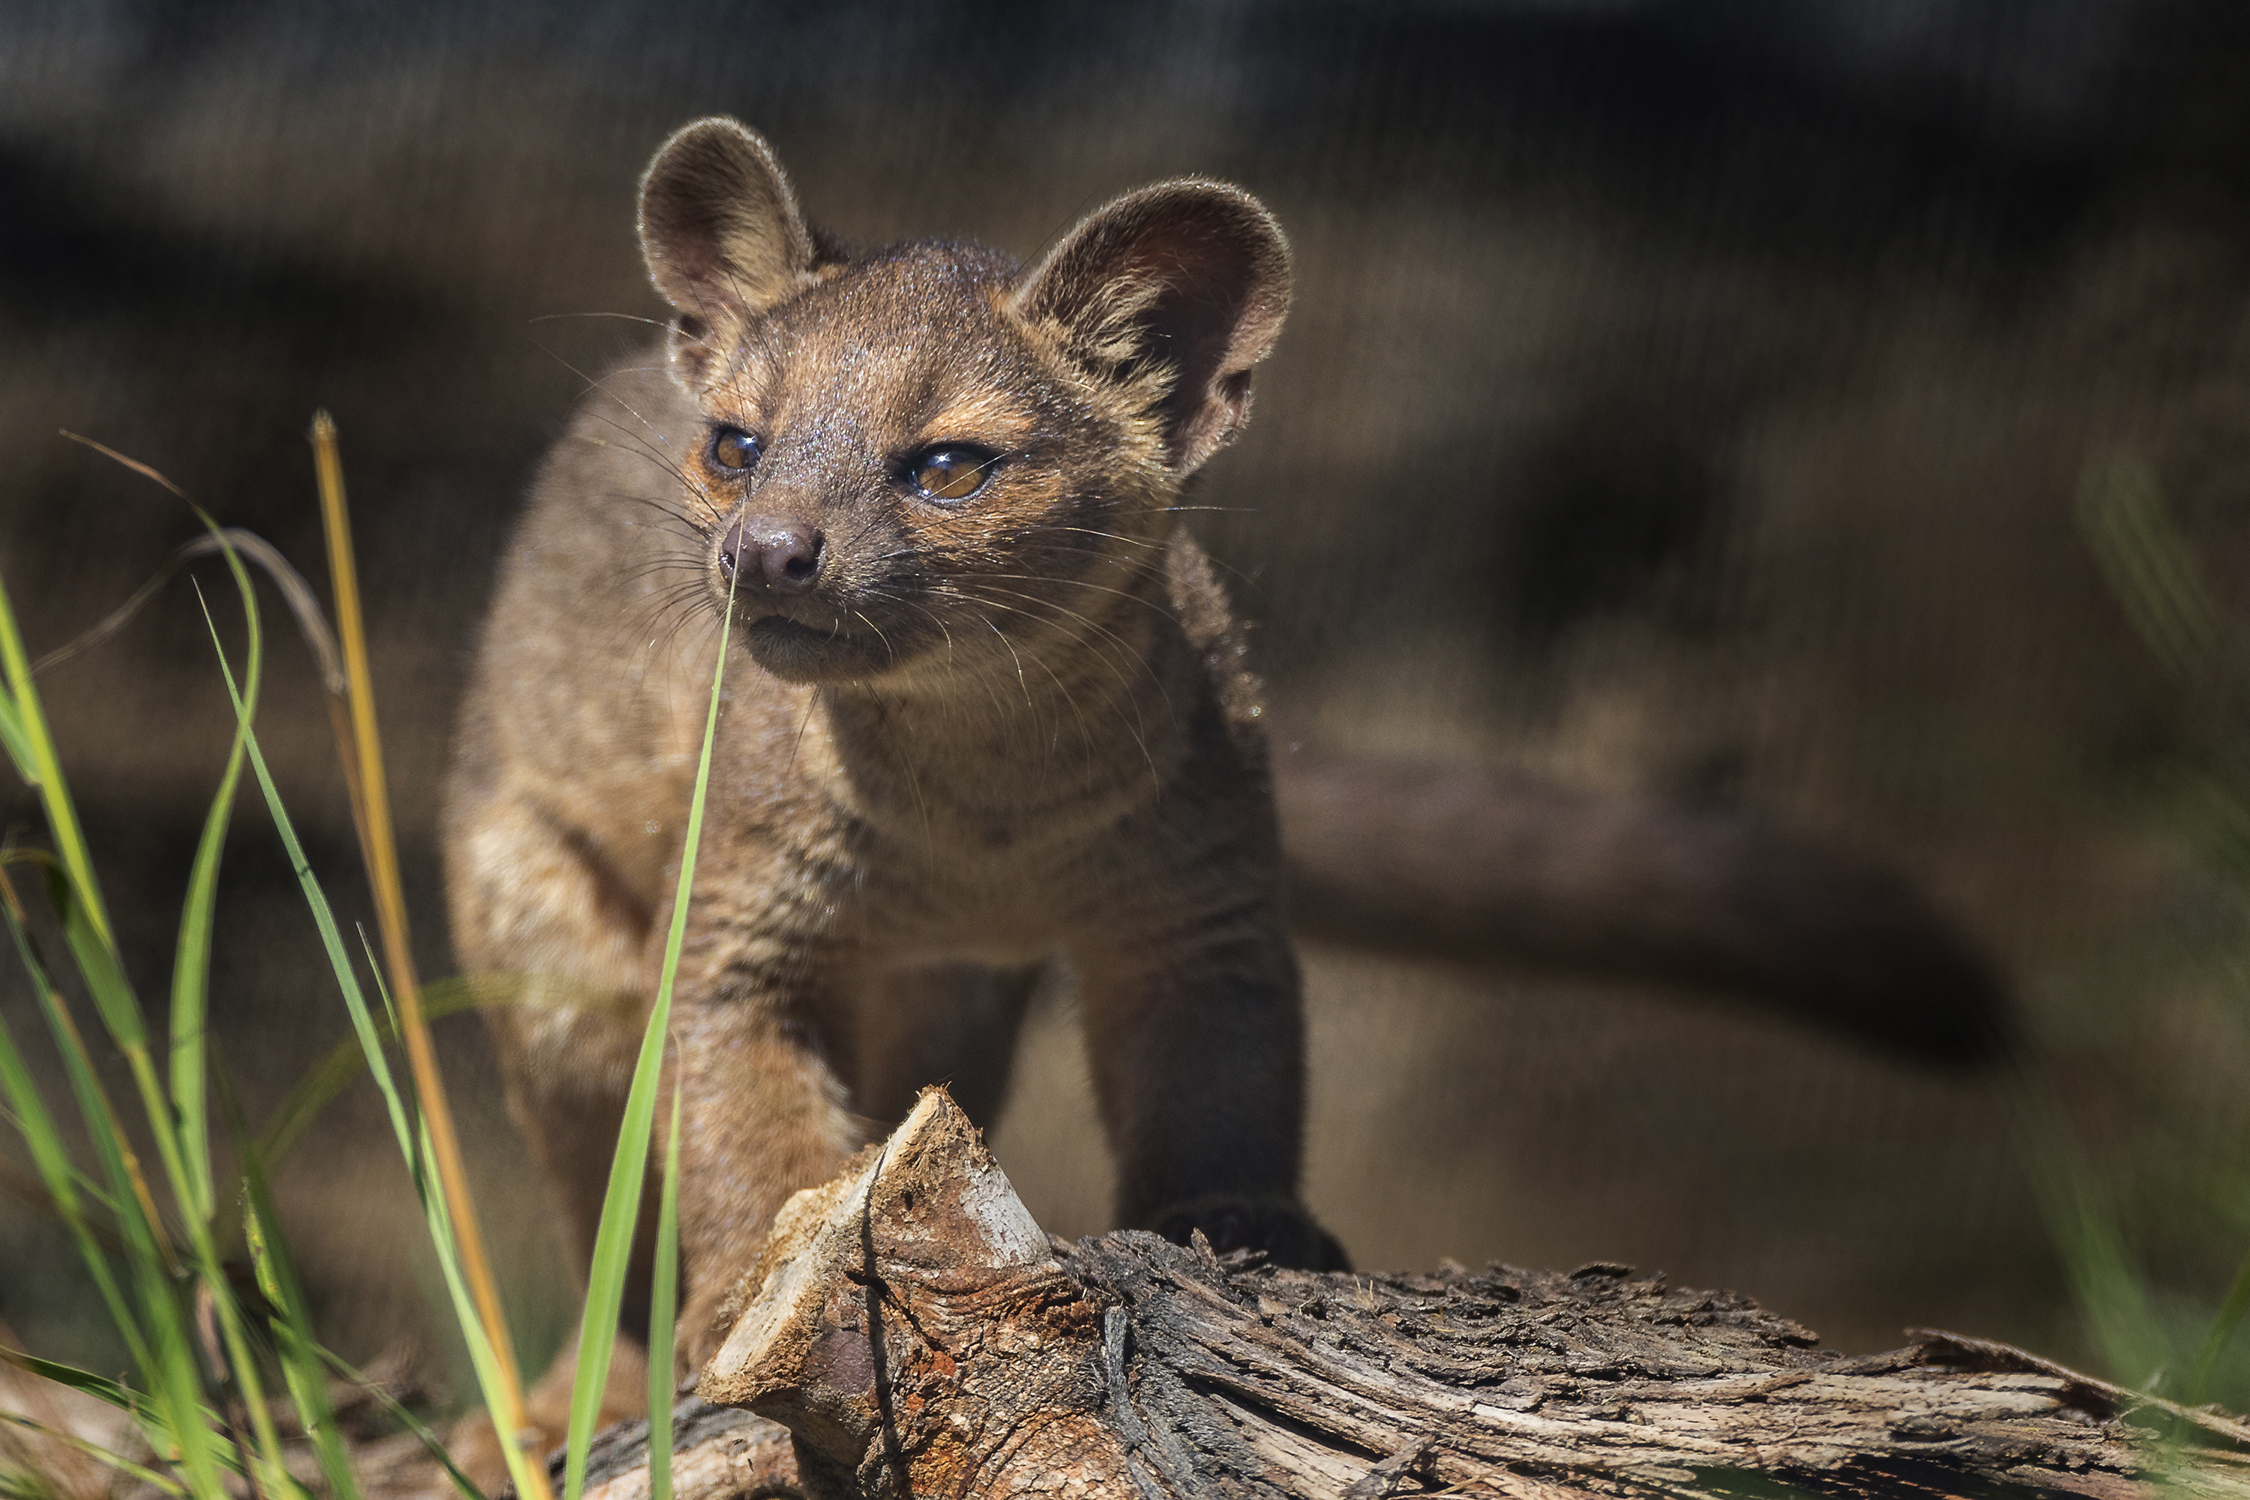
[
  {"x1": 693, "y1": 1090, "x2": 2250, "y2": 1499},
  {"x1": 697, "y1": 1089, "x2": 1131, "y2": 1497}
]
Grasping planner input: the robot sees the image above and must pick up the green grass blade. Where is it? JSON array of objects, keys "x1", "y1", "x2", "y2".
[
  {"x1": 2016, "y1": 1089, "x2": 2172, "y2": 1390},
  {"x1": 412, "y1": 1114, "x2": 546, "y2": 1500},
  {"x1": 25, "y1": 552, "x2": 300, "y2": 1500},
  {"x1": 1, "y1": 865, "x2": 177, "y2": 1302},
  {"x1": 646, "y1": 1079, "x2": 682, "y2": 1500},
  {"x1": 0, "y1": 568, "x2": 114, "y2": 950},
  {"x1": 346, "y1": 948, "x2": 548, "y2": 1500},
  {"x1": 0, "y1": 1349, "x2": 141, "y2": 1422},
  {"x1": 0, "y1": 1344, "x2": 227, "y2": 1489},
  {"x1": 3, "y1": 1192, "x2": 228, "y2": 1500},
  {"x1": 0, "y1": 877, "x2": 233, "y2": 1500},
  {"x1": 209, "y1": 611, "x2": 548, "y2": 1500},
  {"x1": 171, "y1": 561, "x2": 264, "y2": 1224},
  {"x1": 217, "y1": 1072, "x2": 360, "y2": 1500},
  {"x1": 308, "y1": 1347, "x2": 488, "y2": 1500},
  {"x1": 2193, "y1": 1244, "x2": 2250, "y2": 1405},
  {"x1": 1, "y1": 882, "x2": 232, "y2": 1499},
  {"x1": 201, "y1": 610, "x2": 415, "y2": 1174},
  {"x1": 563, "y1": 587, "x2": 732, "y2": 1500},
  {"x1": 0, "y1": 1124, "x2": 120, "y2": 1217},
  {"x1": 39, "y1": 858, "x2": 145, "y2": 1055},
  {"x1": 0, "y1": 938, "x2": 148, "y2": 1370},
  {"x1": 2076, "y1": 458, "x2": 2250, "y2": 1394},
  {"x1": 118, "y1": 564, "x2": 313, "y2": 1500},
  {"x1": 0, "y1": 690, "x2": 34, "y2": 786},
  {"x1": 247, "y1": 1211, "x2": 357, "y2": 1500},
  {"x1": 251, "y1": 975, "x2": 533, "y2": 1173},
  {"x1": 0, "y1": 1411, "x2": 190, "y2": 1498}
]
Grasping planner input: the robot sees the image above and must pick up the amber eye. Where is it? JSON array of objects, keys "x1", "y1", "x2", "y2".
[
  {"x1": 709, "y1": 425, "x2": 760, "y2": 474},
  {"x1": 908, "y1": 446, "x2": 997, "y2": 503}
]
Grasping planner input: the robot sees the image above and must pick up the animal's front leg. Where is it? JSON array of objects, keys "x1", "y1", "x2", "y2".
[
  {"x1": 661, "y1": 919, "x2": 863, "y2": 1367},
  {"x1": 1074, "y1": 910, "x2": 1348, "y2": 1271}
]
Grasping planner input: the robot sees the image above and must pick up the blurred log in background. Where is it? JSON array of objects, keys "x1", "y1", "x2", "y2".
[{"x1": 7, "y1": 0, "x2": 2250, "y2": 1414}]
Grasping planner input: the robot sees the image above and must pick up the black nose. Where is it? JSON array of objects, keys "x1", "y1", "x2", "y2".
[{"x1": 719, "y1": 517, "x2": 823, "y2": 594}]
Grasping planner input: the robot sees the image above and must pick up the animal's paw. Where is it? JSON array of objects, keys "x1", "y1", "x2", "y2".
[{"x1": 1151, "y1": 1195, "x2": 1351, "y2": 1272}]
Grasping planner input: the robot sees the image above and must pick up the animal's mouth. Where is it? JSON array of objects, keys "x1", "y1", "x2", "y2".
[
  {"x1": 746, "y1": 611, "x2": 853, "y2": 646},
  {"x1": 738, "y1": 609, "x2": 896, "y2": 682}
]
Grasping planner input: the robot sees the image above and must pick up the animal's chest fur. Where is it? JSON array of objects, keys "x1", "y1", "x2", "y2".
[{"x1": 701, "y1": 676, "x2": 1196, "y2": 973}]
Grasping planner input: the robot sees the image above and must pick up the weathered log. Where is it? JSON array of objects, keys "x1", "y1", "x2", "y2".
[{"x1": 579, "y1": 1092, "x2": 2250, "y2": 1499}]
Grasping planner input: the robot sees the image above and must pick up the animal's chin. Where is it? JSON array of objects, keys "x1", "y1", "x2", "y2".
[{"x1": 740, "y1": 612, "x2": 896, "y2": 682}]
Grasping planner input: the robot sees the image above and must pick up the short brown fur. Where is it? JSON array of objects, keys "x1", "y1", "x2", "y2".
[{"x1": 442, "y1": 117, "x2": 1337, "y2": 1472}]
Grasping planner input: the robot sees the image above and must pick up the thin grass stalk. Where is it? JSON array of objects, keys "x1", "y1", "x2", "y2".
[
  {"x1": 2014, "y1": 1086, "x2": 2171, "y2": 1390},
  {"x1": 0, "y1": 1009, "x2": 155, "y2": 1449},
  {"x1": 308, "y1": 413, "x2": 543, "y2": 1494},
  {"x1": 0, "y1": 1320, "x2": 244, "y2": 1492},
  {"x1": 0, "y1": 568, "x2": 172, "y2": 1270},
  {"x1": 0, "y1": 868, "x2": 229, "y2": 1498},
  {"x1": 0, "y1": 489, "x2": 402, "y2": 1499},
  {"x1": 2077, "y1": 453, "x2": 2250, "y2": 1397},
  {"x1": 0, "y1": 1338, "x2": 249, "y2": 1494},
  {"x1": 0, "y1": 1145, "x2": 119, "y2": 1216},
  {"x1": 5, "y1": 521, "x2": 299, "y2": 1498},
  {"x1": 0, "y1": 683, "x2": 34, "y2": 784},
  {"x1": 204, "y1": 603, "x2": 536, "y2": 1500},
  {"x1": 0, "y1": 1356, "x2": 139, "y2": 1425},
  {"x1": 16, "y1": 448, "x2": 339, "y2": 1247},
  {"x1": 18, "y1": 445, "x2": 511, "y2": 1481},
  {"x1": 121, "y1": 532, "x2": 290, "y2": 1497},
  {"x1": 14, "y1": 868, "x2": 177, "y2": 1277},
  {"x1": 0, "y1": 867, "x2": 168, "y2": 1259},
  {"x1": 0, "y1": 569, "x2": 113, "y2": 952},
  {"x1": 2193, "y1": 1246, "x2": 2250, "y2": 1406},
  {"x1": 0, "y1": 1412, "x2": 190, "y2": 1499},
  {"x1": 406, "y1": 1108, "x2": 534, "y2": 1498},
  {"x1": 169, "y1": 562, "x2": 265, "y2": 1224},
  {"x1": 252, "y1": 974, "x2": 634, "y2": 1175},
  {"x1": 251, "y1": 976, "x2": 548, "y2": 1173},
  {"x1": 308, "y1": 1347, "x2": 488, "y2": 1500},
  {"x1": 0, "y1": 919, "x2": 147, "y2": 1367},
  {"x1": 215, "y1": 1069, "x2": 361, "y2": 1500},
  {"x1": 21, "y1": 945, "x2": 237, "y2": 1498},
  {"x1": 562, "y1": 569, "x2": 733, "y2": 1500},
  {"x1": 85, "y1": 550, "x2": 301, "y2": 1500},
  {"x1": 3, "y1": 621, "x2": 203, "y2": 1287},
  {"x1": 0, "y1": 1312, "x2": 110, "y2": 1500},
  {"x1": 646, "y1": 1081, "x2": 682, "y2": 1500},
  {"x1": 2078, "y1": 452, "x2": 2233, "y2": 688}
]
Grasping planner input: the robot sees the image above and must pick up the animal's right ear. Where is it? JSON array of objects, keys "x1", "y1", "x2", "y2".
[
  {"x1": 638, "y1": 118, "x2": 817, "y2": 386},
  {"x1": 1008, "y1": 179, "x2": 1291, "y2": 476}
]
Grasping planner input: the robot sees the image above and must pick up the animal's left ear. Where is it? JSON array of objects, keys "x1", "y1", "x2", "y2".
[
  {"x1": 1009, "y1": 180, "x2": 1291, "y2": 475},
  {"x1": 638, "y1": 117, "x2": 819, "y2": 387}
]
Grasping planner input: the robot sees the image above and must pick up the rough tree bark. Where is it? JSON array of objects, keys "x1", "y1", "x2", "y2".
[{"x1": 563, "y1": 1093, "x2": 2250, "y2": 1500}]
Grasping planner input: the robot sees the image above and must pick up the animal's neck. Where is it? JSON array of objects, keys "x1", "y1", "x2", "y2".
[{"x1": 816, "y1": 564, "x2": 1191, "y2": 834}]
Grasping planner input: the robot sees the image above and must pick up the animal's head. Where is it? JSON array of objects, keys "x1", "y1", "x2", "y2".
[{"x1": 635, "y1": 117, "x2": 1290, "y2": 687}]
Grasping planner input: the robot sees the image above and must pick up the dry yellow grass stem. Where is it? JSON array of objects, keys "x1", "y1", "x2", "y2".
[{"x1": 311, "y1": 411, "x2": 551, "y2": 1500}]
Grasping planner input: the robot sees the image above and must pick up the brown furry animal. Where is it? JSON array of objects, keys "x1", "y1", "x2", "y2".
[
  {"x1": 443, "y1": 116, "x2": 1341, "y2": 1467},
  {"x1": 442, "y1": 116, "x2": 2013, "y2": 1478}
]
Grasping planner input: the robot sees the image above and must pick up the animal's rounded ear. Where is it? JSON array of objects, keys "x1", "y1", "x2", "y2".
[
  {"x1": 638, "y1": 118, "x2": 817, "y2": 384},
  {"x1": 1009, "y1": 180, "x2": 1291, "y2": 475}
]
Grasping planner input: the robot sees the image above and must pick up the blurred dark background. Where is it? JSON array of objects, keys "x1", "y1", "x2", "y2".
[{"x1": 8, "y1": 0, "x2": 2250, "y2": 1400}]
